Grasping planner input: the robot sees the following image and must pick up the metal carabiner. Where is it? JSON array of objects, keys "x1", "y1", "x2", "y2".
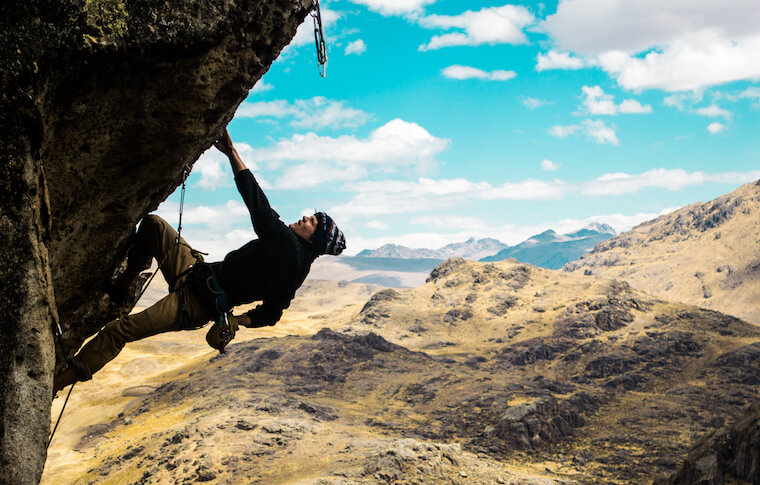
[{"x1": 311, "y1": 0, "x2": 327, "y2": 77}]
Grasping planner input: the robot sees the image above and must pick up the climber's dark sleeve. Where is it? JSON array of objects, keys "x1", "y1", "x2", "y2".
[
  {"x1": 244, "y1": 301, "x2": 284, "y2": 327},
  {"x1": 234, "y1": 169, "x2": 283, "y2": 239}
]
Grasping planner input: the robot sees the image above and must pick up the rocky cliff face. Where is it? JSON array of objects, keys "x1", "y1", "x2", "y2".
[{"x1": 0, "y1": 1, "x2": 311, "y2": 482}]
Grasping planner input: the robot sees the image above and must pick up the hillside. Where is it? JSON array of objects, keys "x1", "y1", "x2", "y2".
[
  {"x1": 564, "y1": 180, "x2": 760, "y2": 324},
  {"x1": 482, "y1": 224, "x2": 616, "y2": 269},
  {"x1": 45, "y1": 259, "x2": 760, "y2": 484}
]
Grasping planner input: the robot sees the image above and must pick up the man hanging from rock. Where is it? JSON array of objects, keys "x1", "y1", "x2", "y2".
[{"x1": 53, "y1": 128, "x2": 346, "y2": 394}]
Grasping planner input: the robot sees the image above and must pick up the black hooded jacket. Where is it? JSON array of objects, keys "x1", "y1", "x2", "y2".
[{"x1": 210, "y1": 169, "x2": 317, "y2": 325}]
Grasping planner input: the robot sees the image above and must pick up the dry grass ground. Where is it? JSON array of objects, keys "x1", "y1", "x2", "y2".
[{"x1": 43, "y1": 259, "x2": 760, "y2": 484}]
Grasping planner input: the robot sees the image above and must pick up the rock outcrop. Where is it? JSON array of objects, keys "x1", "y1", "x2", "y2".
[
  {"x1": 0, "y1": 1, "x2": 311, "y2": 482},
  {"x1": 664, "y1": 403, "x2": 760, "y2": 484}
]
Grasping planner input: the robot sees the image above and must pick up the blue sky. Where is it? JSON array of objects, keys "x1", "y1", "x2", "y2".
[{"x1": 157, "y1": 0, "x2": 760, "y2": 259}]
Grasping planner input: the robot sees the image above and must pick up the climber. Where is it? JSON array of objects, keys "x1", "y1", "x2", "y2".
[{"x1": 53, "y1": 128, "x2": 346, "y2": 394}]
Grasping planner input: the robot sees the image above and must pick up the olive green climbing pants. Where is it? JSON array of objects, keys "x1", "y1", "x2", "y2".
[{"x1": 73, "y1": 215, "x2": 212, "y2": 379}]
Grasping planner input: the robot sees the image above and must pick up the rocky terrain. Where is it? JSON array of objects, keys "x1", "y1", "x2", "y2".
[
  {"x1": 44, "y1": 259, "x2": 760, "y2": 483},
  {"x1": 564, "y1": 180, "x2": 760, "y2": 324},
  {"x1": 0, "y1": 1, "x2": 310, "y2": 481}
]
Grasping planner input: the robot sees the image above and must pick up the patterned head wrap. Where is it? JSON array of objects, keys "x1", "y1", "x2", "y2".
[{"x1": 313, "y1": 212, "x2": 346, "y2": 256}]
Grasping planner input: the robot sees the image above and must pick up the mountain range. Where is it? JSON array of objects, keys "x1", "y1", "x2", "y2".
[
  {"x1": 319, "y1": 224, "x2": 616, "y2": 287},
  {"x1": 356, "y1": 237, "x2": 508, "y2": 260},
  {"x1": 480, "y1": 223, "x2": 616, "y2": 269}
]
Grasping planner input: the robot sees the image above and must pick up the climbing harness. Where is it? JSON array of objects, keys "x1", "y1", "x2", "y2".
[{"x1": 311, "y1": 0, "x2": 327, "y2": 77}]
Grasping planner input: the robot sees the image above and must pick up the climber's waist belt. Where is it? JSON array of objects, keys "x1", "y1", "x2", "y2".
[{"x1": 183, "y1": 262, "x2": 231, "y2": 319}]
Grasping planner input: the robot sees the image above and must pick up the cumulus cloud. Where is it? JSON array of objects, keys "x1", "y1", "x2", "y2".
[
  {"x1": 664, "y1": 90, "x2": 704, "y2": 110},
  {"x1": 367, "y1": 220, "x2": 389, "y2": 230},
  {"x1": 738, "y1": 86, "x2": 760, "y2": 107},
  {"x1": 252, "y1": 119, "x2": 450, "y2": 189},
  {"x1": 288, "y1": 8, "x2": 342, "y2": 48},
  {"x1": 549, "y1": 119, "x2": 619, "y2": 145},
  {"x1": 540, "y1": 159, "x2": 560, "y2": 171},
  {"x1": 418, "y1": 5, "x2": 534, "y2": 51},
  {"x1": 441, "y1": 65, "x2": 516, "y2": 81},
  {"x1": 193, "y1": 143, "x2": 260, "y2": 191},
  {"x1": 540, "y1": 1, "x2": 760, "y2": 92},
  {"x1": 329, "y1": 168, "x2": 760, "y2": 224},
  {"x1": 536, "y1": 50, "x2": 586, "y2": 71},
  {"x1": 695, "y1": 104, "x2": 732, "y2": 119},
  {"x1": 579, "y1": 85, "x2": 652, "y2": 115},
  {"x1": 707, "y1": 122, "x2": 725, "y2": 134},
  {"x1": 236, "y1": 97, "x2": 371, "y2": 130},
  {"x1": 345, "y1": 39, "x2": 367, "y2": 55},
  {"x1": 522, "y1": 96, "x2": 548, "y2": 109},
  {"x1": 581, "y1": 168, "x2": 758, "y2": 195},
  {"x1": 347, "y1": 0, "x2": 437, "y2": 17},
  {"x1": 251, "y1": 80, "x2": 274, "y2": 93}
]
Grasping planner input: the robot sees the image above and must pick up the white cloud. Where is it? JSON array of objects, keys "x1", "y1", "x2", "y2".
[
  {"x1": 522, "y1": 96, "x2": 548, "y2": 109},
  {"x1": 541, "y1": 0, "x2": 760, "y2": 57},
  {"x1": 347, "y1": 0, "x2": 437, "y2": 17},
  {"x1": 541, "y1": 1, "x2": 760, "y2": 92},
  {"x1": 193, "y1": 143, "x2": 260, "y2": 191},
  {"x1": 441, "y1": 65, "x2": 516, "y2": 81},
  {"x1": 549, "y1": 119, "x2": 619, "y2": 145},
  {"x1": 251, "y1": 80, "x2": 274, "y2": 93},
  {"x1": 367, "y1": 220, "x2": 389, "y2": 230},
  {"x1": 418, "y1": 5, "x2": 534, "y2": 51},
  {"x1": 618, "y1": 99, "x2": 652, "y2": 114},
  {"x1": 592, "y1": 168, "x2": 760, "y2": 194},
  {"x1": 540, "y1": 159, "x2": 560, "y2": 171},
  {"x1": 252, "y1": 119, "x2": 450, "y2": 189},
  {"x1": 236, "y1": 97, "x2": 371, "y2": 130},
  {"x1": 153, "y1": 200, "x2": 251, "y2": 236},
  {"x1": 583, "y1": 120, "x2": 619, "y2": 145},
  {"x1": 288, "y1": 8, "x2": 342, "y2": 48},
  {"x1": 536, "y1": 50, "x2": 586, "y2": 71},
  {"x1": 738, "y1": 86, "x2": 760, "y2": 107},
  {"x1": 664, "y1": 90, "x2": 704, "y2": 110},
  {"x1": 696, "y1": 104, "x2": 732, "y2": 119},
  {"x1": 548, "y1": 124, "x2": 579, "y2": 138},
  {"x1": 707, "y1": 122, "x2": 725, "y2": 134},
  {"x1": 580, "y1": 85, "x2": 652, "y2": 115},
  {"x1": 345, "y1": 39, "x2": 367, "y2": 55}
]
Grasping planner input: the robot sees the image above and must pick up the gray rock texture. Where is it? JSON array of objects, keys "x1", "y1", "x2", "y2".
[{"x1": 0, "y1": 0, "x2": 311, "y2": 482}]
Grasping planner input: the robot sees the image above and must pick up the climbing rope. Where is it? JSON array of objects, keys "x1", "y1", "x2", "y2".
[
  {"x1": 48, "y1": 165, "x2": 198, "y2": 448},
  {"x1": 311, "y1": 0, "x2": 327, "y2": 77},
  {"x1": 48, "y1": 319, "x2": 74, "y2": 449}
]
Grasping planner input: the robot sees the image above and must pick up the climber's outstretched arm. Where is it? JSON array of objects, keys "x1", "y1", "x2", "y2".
[{"x1": 214, "y1": 128, "x2": 247, "y2": 174}]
